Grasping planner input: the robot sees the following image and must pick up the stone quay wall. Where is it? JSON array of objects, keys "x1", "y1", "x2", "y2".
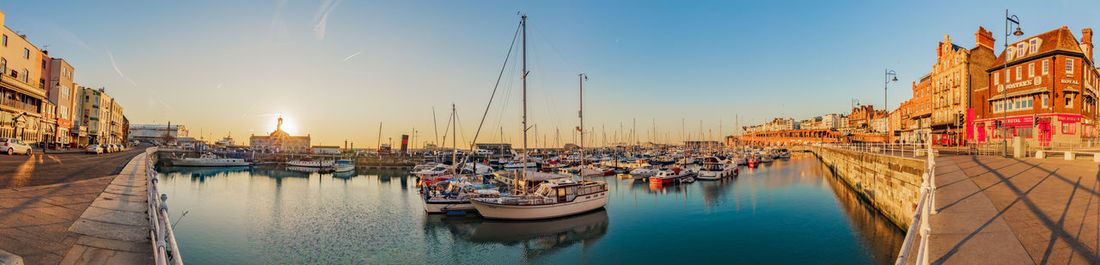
[{"x1": 810, "y1": 146, "x2": 925, "y2": 229}]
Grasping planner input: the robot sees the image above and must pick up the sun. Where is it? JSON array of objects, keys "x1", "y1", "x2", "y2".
[{"x1": 267, "y1": 114, "x2": 299, "y2": 135}]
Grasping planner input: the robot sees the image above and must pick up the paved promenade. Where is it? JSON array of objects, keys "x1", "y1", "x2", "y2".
[
  {"x1": 924, "y1": 155, "x2": 1100, "y2": 264},
  {"x1": 0, "y1": 150, "x2": 152, "y2": 265}
]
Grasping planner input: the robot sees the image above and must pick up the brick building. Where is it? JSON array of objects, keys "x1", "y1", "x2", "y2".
[
  {"x1": 929, "y1": 28, "x2": 996, "y2": 145},
  {"x1": 972, "y1": 26, "x2": 1099, "y2": 147}
]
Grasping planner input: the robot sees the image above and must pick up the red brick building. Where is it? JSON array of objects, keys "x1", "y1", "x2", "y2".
[{"x1": 972, "y1": 26, "x2": 1100, "y2": 147}]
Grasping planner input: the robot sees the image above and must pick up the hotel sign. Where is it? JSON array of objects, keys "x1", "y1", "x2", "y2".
[{"x1": 1061, "y1": 79, "x2": 1080, "y2": 85}]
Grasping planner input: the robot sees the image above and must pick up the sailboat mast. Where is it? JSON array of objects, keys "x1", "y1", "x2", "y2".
[
  {"x1": 578, "y1": 73, "x2": 586, "y2": 171},
  {"x1": 520, "y1": 15, "x2": 528, "y2": 179},
  {"x1": 452, "y1": 103, "x2": 457, "y2": 173}
]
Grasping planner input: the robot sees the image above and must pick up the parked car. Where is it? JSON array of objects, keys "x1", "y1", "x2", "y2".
[
  {"x1": 1, "y1": 138, "x2": 32, "y2": 155},
  {"x1": 101, "y1": 144, "x2": 113, "y2": 153},
  {"x1": 86, "y1": 145, "x2": 104, "y2": 154}
]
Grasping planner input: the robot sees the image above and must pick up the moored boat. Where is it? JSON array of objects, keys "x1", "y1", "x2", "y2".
[
  {"x1": 471, "y1": 178, "x2": 608, "y2": 220},
  {"x1": 171, "y1": 153, "x2": 250, "y2": 167}
]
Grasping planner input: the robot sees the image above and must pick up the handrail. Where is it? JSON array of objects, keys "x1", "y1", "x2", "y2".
[
  {"x1": 895, "y1": 142, "x2": 936, "y2": 265},
  {"x1": 145, "y1": 147, "x2": 183, "y2": 265}
]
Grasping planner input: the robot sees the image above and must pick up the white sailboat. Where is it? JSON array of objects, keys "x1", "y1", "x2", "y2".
[{"x1": 471, "y1": 15, "x2": 607, "y2": 220}]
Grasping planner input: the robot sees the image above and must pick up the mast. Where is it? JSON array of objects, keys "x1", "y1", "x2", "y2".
[
  {"x1": 521, "y1": 14, "x2": 528, "y2": 181},
  {"x1": 452, "y1": 103, "x2": 457, "y2": 173},
  {"x1": 579, "y1": 73, "x2": 587, "y2": 171}
]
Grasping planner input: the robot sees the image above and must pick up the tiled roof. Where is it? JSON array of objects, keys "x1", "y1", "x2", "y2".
[{"x1": 991, "y1": 26, "x2": 1085, "y2": 67}]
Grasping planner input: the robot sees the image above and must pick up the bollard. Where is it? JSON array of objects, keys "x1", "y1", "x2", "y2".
[
  {"x1": 1094, "y1": 153, "x2": 1100, "y2": 163},
  {"x1": 1066, "y1": 152, "x2": 1075, "y2": 161},
  {"x1": 1036, "y1": 150, "x2": 1044, "y2": 159}
]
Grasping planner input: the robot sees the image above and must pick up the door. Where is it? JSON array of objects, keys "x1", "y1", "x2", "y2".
[{"x1": 1038, "y1": 120, "x2": 1052, "y2": 147}]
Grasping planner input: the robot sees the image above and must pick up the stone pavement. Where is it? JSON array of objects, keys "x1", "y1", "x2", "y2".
[
  {"x1": 922, "y1": 155, "x2": 1100, "y2": 265},
  {"x1": 0, "y1": 151, "x2": 152, "y2": 265}
]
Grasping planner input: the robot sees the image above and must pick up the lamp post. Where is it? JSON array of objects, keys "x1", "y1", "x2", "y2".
[
  {"x1": 1003, "y1": 10, "x2": 1023, "y2": 157},
  {"x1": 885, "y1": 69, "x2": 898, "y2": 133}
]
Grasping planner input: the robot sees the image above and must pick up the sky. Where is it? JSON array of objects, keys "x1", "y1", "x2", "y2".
[{"x1": 3, "y1": 0, "x2": 1100, "y2": 148}]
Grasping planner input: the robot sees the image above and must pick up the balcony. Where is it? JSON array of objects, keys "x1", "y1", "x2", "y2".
[{"x1": 0, "y1": 97, "x2": 39, "y2": 114}]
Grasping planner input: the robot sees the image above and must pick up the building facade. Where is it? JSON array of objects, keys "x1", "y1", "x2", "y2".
[
  {"x1": 927, "y1": 28, "x2": 997, "y2": 145},
  {"x1": 973, "y1": 26, "x2": 1099, "y2": 147},
  {"x1": 47, "y1": 58, "x2": 75, "y2": 146},
  {"x1": 249, "y1": 117, "x2": 310, "y2": 153},
  {"x1": 129, "y1": 124, "x2": 188, "y2": 143},
  {"x1": 0, "y1": 10, "x2": 47, "y2": 144}
]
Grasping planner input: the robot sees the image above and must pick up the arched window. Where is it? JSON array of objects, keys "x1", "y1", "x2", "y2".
[{"x1": 0, "y1": 58, "x2": 5, "y2": 74}]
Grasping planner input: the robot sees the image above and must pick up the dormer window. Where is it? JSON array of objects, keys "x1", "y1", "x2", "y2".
[
  {"x1": 1029, "y1": 38, "x2": 1041, "y2": 53},
  {"x1": 1016, "y1": 42, "x2": 1027, "y2": 57}
]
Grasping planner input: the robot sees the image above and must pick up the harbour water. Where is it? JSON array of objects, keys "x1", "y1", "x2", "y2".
[{"x1": 156, "y1": 153, "x2": 904, "y2": 264}]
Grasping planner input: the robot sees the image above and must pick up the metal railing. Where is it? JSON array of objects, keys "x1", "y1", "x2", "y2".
[
  {"x1": 823, "y1": 142, "x2": 928, "y2": 158},
  {"x1": 895, "y1": 142, "x2": 936, "y2": 265},
  {"x1": 145, "y1": 147, "x2": 183, "y2": 265}
]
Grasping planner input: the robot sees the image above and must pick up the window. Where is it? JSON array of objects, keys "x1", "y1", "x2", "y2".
[
  {"x1": 1029, "y1": 38, "x2": 1041, "y2": 53},
  {"x1": 1016, "y1": 66, "x2": 1022, "y2": 80},
  {"x1": 994, "y1": 72, "x2": 1000, "y2": 85},
  {"x1": 0, "y1": 58, "x2": 5, "y2": 74},
  {"x1": 20, "y1": 69, "x2": 27, "y2": 83},
  {"x1": 22, "y1": 48, "x2": 29, "y2": 59},
  {"x1": 1064, "y1": 123, "x2": 1077, "y2": 135},
  {"x1": 1067, "y1": 58, "x2": 1075, "y2": 74},
  {"x1": 1017, "y1": 42, "x2": 1027, "y2": 57},
  {"x1": 1043, "y1": 60, "x2": 1049, "y2": 74},
  {"x1": 1, "y1": 35, "x2": 6, "y2": 46},
  {"x1": 1066, "y1": 94, "x2": 1075, "y2": 108},
  {"x1": 1028, "y1": 63, "x2": 1034, "y2": 77}
]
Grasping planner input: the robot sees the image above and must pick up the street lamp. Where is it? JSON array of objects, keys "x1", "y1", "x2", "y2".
[
  {"x1": 885, "y1": 69, "x2": 898, "y2": 133},
  {"x1": 1003, "y1": 10, "x2": 1023, "y2": 157}
]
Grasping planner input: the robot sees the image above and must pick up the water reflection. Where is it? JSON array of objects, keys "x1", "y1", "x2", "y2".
[
  {"x1": 424, "y1": 210, "x2": 609, "y2": 259},
  {"x1": 156, "y1": 154, "x2": 904, "y2": 265},
  {"x1": 158, "y1": 166, "x2": 250, "y2": 181},
  {"x1": 814, "y1": 161, "x2": 905, "y2": 264}
]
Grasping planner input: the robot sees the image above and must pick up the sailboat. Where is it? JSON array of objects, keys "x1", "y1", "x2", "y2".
[{"x1": 472, "y1": 15, "x2": 609, "y2": 220}]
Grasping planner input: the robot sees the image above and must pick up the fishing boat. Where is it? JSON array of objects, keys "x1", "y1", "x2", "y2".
[
  {"x1": 171, "y1": 153, "x2": 250, "y2": 167},
  {"x1": 471, "y1": 178, "x2": 609, "y2": 220}
]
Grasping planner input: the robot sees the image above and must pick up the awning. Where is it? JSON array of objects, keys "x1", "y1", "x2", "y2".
[{"x1": 988, "y1": 87, "x2": 1048, "y2": 101}]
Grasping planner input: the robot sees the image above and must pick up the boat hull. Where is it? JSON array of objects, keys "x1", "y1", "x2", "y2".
[
  {"x1": 171, "y1": 160, "x2": 250, "y2": 167},
  {"x1": 471, "y1": 192, "x2": 609, "y2": 220},
  {"x1": 424, "y1": 200, "x2": 476, "y2": 213}
]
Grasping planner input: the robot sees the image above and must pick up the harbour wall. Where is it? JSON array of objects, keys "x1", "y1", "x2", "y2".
[{"x1": 809, "y1": 146, "x2": 924, "y2": 229}]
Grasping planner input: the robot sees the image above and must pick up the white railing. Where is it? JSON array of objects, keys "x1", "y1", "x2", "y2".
[
  {"x1": 895, "y1": 142, "x2": 936, "y2": 265},
  {"x1": 823, "y1": 142, "x2": 929, "y2": 158},
  {"x1": 145, "y1": 147, "x2": 183, "y2": 265}
]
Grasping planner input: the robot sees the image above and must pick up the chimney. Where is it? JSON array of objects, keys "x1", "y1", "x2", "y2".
[
  {"x1": 976, "y1": 26, "x2": 995, "y2": 49},
  {"x1": 1083, "y1": 28, "x2": 1093, "y2": 62}
]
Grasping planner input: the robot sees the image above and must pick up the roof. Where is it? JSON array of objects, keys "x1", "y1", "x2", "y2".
[{"x1": 991, "y1": 27, "x2": 1086, "y2": 69}]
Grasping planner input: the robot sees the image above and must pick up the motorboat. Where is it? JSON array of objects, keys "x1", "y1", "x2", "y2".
[
  {"x1": 471, "y1": 178, "x2": 608, "y2": 220},
  {"x1": 696, "y1": 157, "x2": 738, "y2": 180},
  {"x1": 422, "y1": 177, "x2": 500, "y2": 214},
  {"x1": 332, "y1": 159, "x2": 355, "y2": 173},
  {"x1": 171, "y1": 153, "x2": 250, "y2": 167},
  {"x1": 648, "y1": 167, "x2": 689, "y2": 184},
  {"x1": 412, "y1": 163, "x2": 454, "y2": 178},
  {"x1": 628, "y1": 167, "x2": 660, "y2": 179}
]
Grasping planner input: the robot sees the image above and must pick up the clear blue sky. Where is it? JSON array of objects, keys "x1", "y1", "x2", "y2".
[{"x1": 2, "y1": 0, "x2": 1098, "y2": 147}]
